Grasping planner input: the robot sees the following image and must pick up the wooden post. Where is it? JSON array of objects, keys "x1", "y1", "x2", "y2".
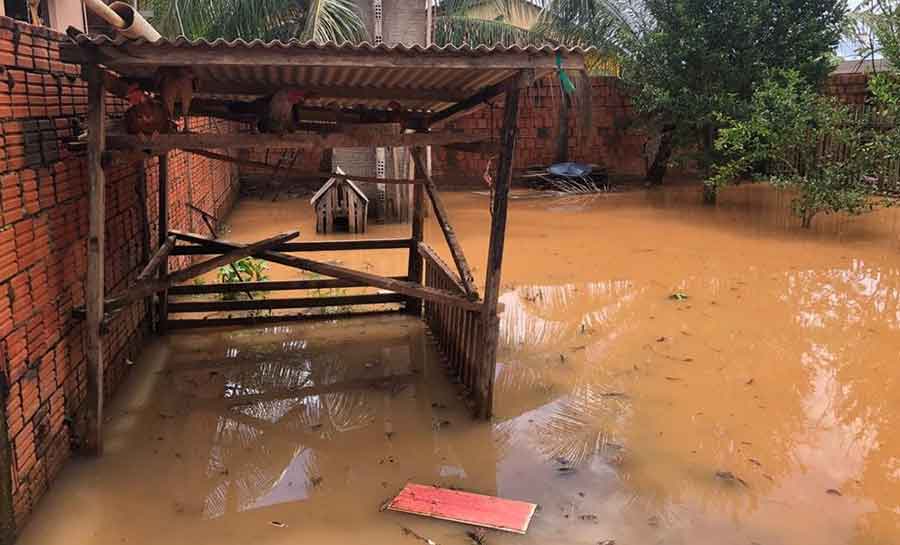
[
  {"x1": 85, "y1": 64, "x2": 106, "y2": 454},
  {"x1": 0, "y1": 376, "x2": 15, "y2": 542},
  {"x1": 478, "y1": 72, "x2": 526, "y2": 419},
  {"x1": 157, "y1": 153, "x2": 169, "y2": 333},
  {"x1": 406, "y1": 147, "x2": 425, "y2": 315}
]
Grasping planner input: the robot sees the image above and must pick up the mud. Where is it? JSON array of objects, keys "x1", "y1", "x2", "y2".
[{"x1": 18, "y1": 184, "x2": 900, "y2": 545}]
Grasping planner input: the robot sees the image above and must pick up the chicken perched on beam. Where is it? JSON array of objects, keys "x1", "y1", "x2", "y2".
[
  {"x1": 257, "y1": 89, "x2": 308, "y2": 134},
  {"x1": 155, "y1": 67, "x2": 197, "y2": 131},
  {"x1": 124, "y1": 84, "x2": 172, "y2": 139}
]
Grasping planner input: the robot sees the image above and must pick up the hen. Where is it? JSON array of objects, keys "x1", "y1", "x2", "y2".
[
  {"x1": 124, "y1": 85, "x2": 171, "y2": 138},
  {"x1": 257, "y1": 89, "x2": 308, "y2": 134}
]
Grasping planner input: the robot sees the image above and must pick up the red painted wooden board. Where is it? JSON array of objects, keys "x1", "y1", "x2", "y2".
[{"x1": 387, "y1": 483, "x2": 537, "y2": 534}]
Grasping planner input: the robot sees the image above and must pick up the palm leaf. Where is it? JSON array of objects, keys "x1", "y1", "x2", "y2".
[{"x1": 301, "y1": 0, "x2": 368, "y2": 44}]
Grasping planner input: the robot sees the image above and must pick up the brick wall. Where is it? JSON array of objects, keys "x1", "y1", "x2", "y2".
[
  {"x1": 431, "y1": 75, "x2": 647, "y2": 185},
  {"x1": 824, "y1": 72, "x2": 871, "y2": 104},
  {"x1": 240, "y1": 75, "x2": 648, "y2": 192},
  {"x1": 0, "y1": 16, "x2": 240, "y2": 534}
]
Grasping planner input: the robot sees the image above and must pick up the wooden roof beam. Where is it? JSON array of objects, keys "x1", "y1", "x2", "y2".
[{"x1": 105, "y1": 130, "x2": 496, "y2": 153}]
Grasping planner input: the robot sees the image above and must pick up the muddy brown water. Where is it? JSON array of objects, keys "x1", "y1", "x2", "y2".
[{"x1": 18, "y1": 184, "x2": 900, "y2": 545}]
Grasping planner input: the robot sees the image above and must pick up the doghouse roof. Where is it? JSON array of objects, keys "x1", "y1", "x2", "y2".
[{"x1": 310, "y1": 168, "x2": 369, "y2": 206}]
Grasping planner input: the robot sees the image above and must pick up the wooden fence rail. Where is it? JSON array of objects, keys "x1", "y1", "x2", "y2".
[{"x1": 420, "y1": 243, "x2": 487, "y2": 412}]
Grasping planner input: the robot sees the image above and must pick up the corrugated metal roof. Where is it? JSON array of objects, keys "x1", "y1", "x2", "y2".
[{"x1": 63, "y1": 36, "x2": 588, "y2": 114}]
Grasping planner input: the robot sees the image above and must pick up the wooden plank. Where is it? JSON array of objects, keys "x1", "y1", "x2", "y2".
[
  {"x1": 84, "y1": 64, "x2": 106, "y2": 456},
  {"x1": 137, "y1": 236, "x2": 176, "y2": 281},
  {"x1": 168, "y1": 231, "x2": 484, "y2": 312},
  {"x1": 166, "y1": 309, "x2": 401, "y2": 329},
  {"x1": 106, "y1": 131, "x2": 493, "y2": 154},
  {"x1": 387, "y1": 483, "x2": 537, "y2": 534},
  {"x1": 168, "y1": 293, "x2": 405, "y2": 312},
  {"x1": 407, "y1": 146, "x2": 425, "y2": 315},
  {"x1": 168, "y1": 276, "x2": 408, "y2": 295},
  {"x1": 106, "y1": 231, "x2": 299, "y2": 310},
  {"x1": 418, "y1": 243, "x2": 465, "y2": 294},
  {"x1": 181, "y1": 148, "x2": 425, "y2": 186},
  {"x1": 409, "y1": 150, "x2": 478, "y2": 299},
  {"x1": 478, "y1": 72, "x2": 526, "y2": 419},
  {"x1": 157, "y1": 153, "x2": 170, "y2": 333},
  {"x1": 171, "y1": 237, "x2": 413, "y2": 255}
]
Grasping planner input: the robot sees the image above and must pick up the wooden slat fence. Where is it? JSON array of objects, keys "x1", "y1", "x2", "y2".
[{"x1": 420, "y1": 243, "x2": 488, "y2": 412}]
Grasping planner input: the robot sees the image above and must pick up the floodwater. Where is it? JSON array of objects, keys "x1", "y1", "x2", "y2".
[{"x1": 18, "y1": 184, "x2": 900, "y2": 545}]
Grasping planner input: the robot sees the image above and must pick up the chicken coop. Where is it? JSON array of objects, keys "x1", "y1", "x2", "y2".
[
  {"x1": 311, "y1": 168, "x2": 369, "y2": 234},
  {"x1": 60, "y1": 34, "x2": 588, "y2": 455}
]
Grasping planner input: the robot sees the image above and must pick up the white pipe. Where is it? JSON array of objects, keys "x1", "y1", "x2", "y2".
[
  {"x1": 82, "y1": 0, "x2": 162, "y2": 42},
  {"x1": 83, "y1": 0, "x2": 127, "y2": 28}
]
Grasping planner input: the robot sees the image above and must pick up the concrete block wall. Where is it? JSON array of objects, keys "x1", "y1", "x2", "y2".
[{"x1": 0, "y1": 16, "x2": 241, "y2": 534}]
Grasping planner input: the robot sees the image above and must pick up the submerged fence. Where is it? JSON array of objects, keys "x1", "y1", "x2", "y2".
[{"x1": 420, "y1": 244, "x2": 490, "y2": 413}]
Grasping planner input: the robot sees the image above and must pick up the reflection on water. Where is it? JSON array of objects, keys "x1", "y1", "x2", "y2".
[{"x1": 17, "y1": 184, "x2": 900, "y2": 545}]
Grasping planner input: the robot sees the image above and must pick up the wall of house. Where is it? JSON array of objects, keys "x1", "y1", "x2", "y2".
[{"x1": 0, "y1": 16, "x2": 240, "y2": 535}]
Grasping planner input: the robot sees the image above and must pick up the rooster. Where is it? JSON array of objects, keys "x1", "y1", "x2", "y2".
[
  {"x1": 156, "y1": 67, "x2": 197, "y2": 131},
  {"x1": 124, "y1": 84, "x2": 172, "y2": 139},
  {"x1": 257, "y1": 89, "x2": 308, "y2": 134}
]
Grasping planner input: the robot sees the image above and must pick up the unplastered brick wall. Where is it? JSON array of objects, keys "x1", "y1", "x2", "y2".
[
  {"x1": 0, "y1": 16, "x2": 241, "y2": 532},
  {"x1": 236, "y1": 76, "x2": 649, "y2": 190},
  {"x1": 431, "y1": 75, "x2": 649, "y2": 185},
  {"x1": 824, "y1": 72, "x2": 871, "y2": 105}
]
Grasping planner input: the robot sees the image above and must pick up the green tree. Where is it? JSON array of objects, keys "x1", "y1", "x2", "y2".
[
  {"x1": 146, "y1": 0, "x2": 367, "y2": 43},
  {"x1": 710, "y1": 70, "x2": 895, "y2": 227},
  {"x1": 623, "y1": 0, "x2": 846, "y2": 197}
]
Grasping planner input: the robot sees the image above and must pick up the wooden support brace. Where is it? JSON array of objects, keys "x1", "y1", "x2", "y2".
[
  {"x1": 106, "y1": 231, "x2": 299, "y2": 310},
  {"x1": 137, "y1": 235, "x2": 175, "y2": 281},
  {"x1": 418, "y1": 242, "x2": 465, "y2": 295},
  {"x1": 168, "y1": 231, "x2": 484, "y2": 312},
  {"x1": 410, "y1": 148, "x2": 479, "y2": 299}
]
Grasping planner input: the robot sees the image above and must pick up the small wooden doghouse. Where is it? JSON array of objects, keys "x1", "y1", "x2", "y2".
[{"x1": 311, "y1": 168, "x2": 369, "y2": 234}]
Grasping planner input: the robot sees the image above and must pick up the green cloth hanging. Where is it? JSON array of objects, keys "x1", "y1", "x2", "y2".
[{"x1": 556, "y1": 52, "x2": 576, "y2": 95}]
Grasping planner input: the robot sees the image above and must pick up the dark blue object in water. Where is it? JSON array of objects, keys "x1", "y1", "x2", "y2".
[{"x1": 548, "y1": 162, "x2": 592, "y2": 178}]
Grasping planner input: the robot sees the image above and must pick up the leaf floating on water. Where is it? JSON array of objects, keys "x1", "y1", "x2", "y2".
[
  {"x1": 715, "y1": 470, "x2": 749, "y2": 487},
  {"x1": 745, "y1": 378, "x2": 755, "y2": 386},
  {"x1": 748, "y1": 458, "x2": 762, "y2": 467},
  {"x1": 270, "y1": 521, "x2": 287, "y2": 528},
  {"x1": 669, "y1": 291, "x2": 689, "y2": 301},
  {"x1": 579, "y1": 514, "x2": 598, "y2": 522},
  {"x1": 826, "y1": 488, "x2": 843, "y2": 496},
  {"x1": 664, "y1": 376, "x2": 683, "y2": 381},
  {"x1": 598, "y1": 541, "x2": 616, "y2": 545}
]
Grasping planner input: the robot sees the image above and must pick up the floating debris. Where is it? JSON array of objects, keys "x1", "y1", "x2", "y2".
[
  {"x1": 270, "y1": 521, "x2": 287, "y2": 528},
  {"x1": 826, "y1": 488, "x2": 843, "y2": 496},
  {"x1": 715, "y1": 471, "x2": 749, "y2": 487},
  {"x1": 669, "y1": 292, "x2": 689, "y2": 301},
  {"x1": 388, "y1": 484, "x2": 537, "y2": 534}
]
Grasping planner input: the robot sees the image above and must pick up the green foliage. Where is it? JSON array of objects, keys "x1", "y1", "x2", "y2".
[
  {"x1": 146, "y1": 0, "x2": 367, "y2": 44},
  {"x1": 622, "y1": 0, "x2": 847, "y2": 176},
  {"x1": 710, "y1": 70, "x2": 895, "y2": 228},
  {"x1": 217, "y1": 257, "x2": 269, "y2": 300}
]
